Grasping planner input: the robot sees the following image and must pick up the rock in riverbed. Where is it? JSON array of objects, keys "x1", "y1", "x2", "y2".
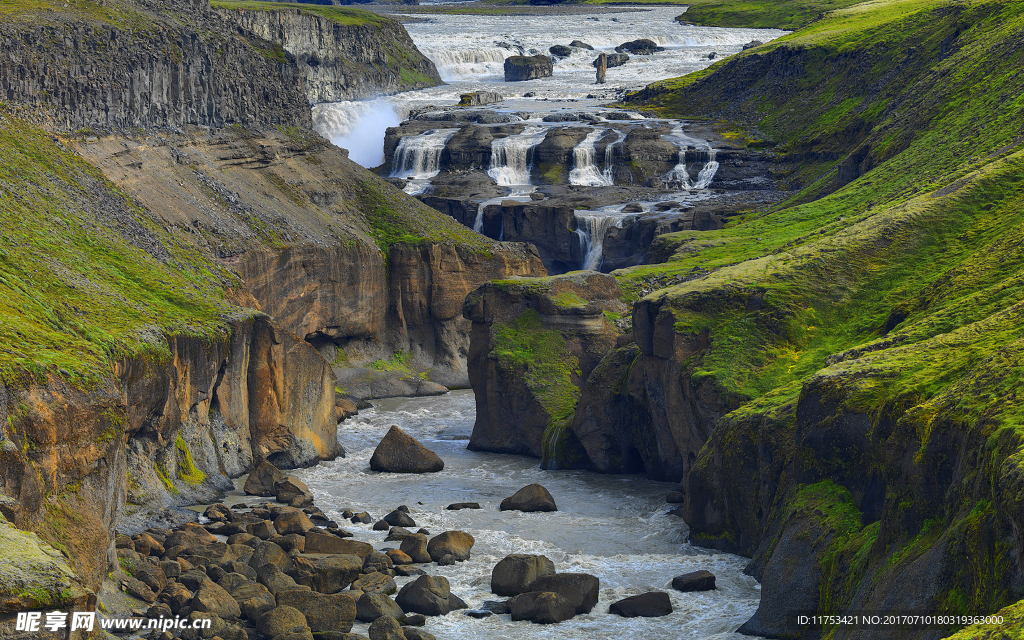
[
  {"x1": 504, "y1": 55, "x2": 553, "y2": 81},
  {"x1": 672, "y1": 569, "x2": 716, "y2": 592},
  {"x1": 370, "y1": 426, "x2": 445, "y2": 473},
  {"x1": 500, "y1": 484, "x2": 557, "y2": 512},
  {"x1": 491, "y1": 554, "x2": 557, "y2": 596},
  {"x1": 396, "y1": 575, "x2": 468, "y2": 616},
  {"x1": 609, "y1": 591, "x2": 673, "y2": 617},
  {"x1": 427, "y1": 530, "x2": 475, "y2": 562},
  {"x1": 529, "y1": 573, "x2": 599, "y2": 614},
  {"x1": 509, "y1": 591, "x2": 577, "y2": 624}
]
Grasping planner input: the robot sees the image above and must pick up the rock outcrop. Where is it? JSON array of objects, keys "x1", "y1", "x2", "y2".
[
  {"x1": 220, "y1": 6, "x2": 441, "y2": 104},
  {"x1": 504, "y1": 55, "x2": 554, "y2": 81},
  {"x1": 463, "y1": 273, "x2": 626, "y2": 464}
]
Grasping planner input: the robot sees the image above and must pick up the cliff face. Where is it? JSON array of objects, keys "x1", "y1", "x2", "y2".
[
  {"x1": 220, "y1": 6, "x2": 442, "y2": 103},
  {"x1": 0, "y1": 0, "x2": 312, "y2": 132}
]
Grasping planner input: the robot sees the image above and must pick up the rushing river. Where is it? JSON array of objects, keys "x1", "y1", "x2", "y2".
[
  {"x1": 289, "y1": 390, "x2": 762, "y2": 640},
  {"x1": 313, "y1": 7, "x2": 785, "y2": 165}
]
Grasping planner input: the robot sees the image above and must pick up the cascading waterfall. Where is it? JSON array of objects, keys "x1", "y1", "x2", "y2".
[
  {"x1": 569, "y1": 129, "x2": 614, "y2": 187},
  {"x1": 389, "y1": 128, "x2": 459, "y2": 195},
  {"x1": 575, "y1": 209, "x2": 636, "y2": 271},
  {"x1": 472, "y1": 188, "x2": 536, "y2": 233},
  {"x1": 694, "y1": 147, "x2": 720, "y2": 189},
  {"x1": 487, "y1": 126, "x2": 548, "y2": 187},
  {"x1": 601, "y1": 129, "x2": 626, "y2": 184}
]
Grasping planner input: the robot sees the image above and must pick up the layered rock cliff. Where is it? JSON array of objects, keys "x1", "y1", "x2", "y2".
[{"x1": 219, "y1": 4, "x2": 442, "y2": 104}]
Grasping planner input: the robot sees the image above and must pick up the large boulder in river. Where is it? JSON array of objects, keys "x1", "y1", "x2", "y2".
[
  {"x1": 274, "y1": 476, "x2": 314, "y2": 506},
  {"x1": 396, "y1": 575, "x2": 468, "y2": 616},
  {"x1": 509, "y1": 591, "x2": 577, "y2": 624},
  {"x1": 529, "y1": 573, "x2": 599, "y2": 614},
  {"x1": 672, "y1": 569, "x2": 716, "y2": 592},
  {"x1": 369, "y1": 426, "x2": 444, "y2": 473},
  {"x1": 399, "y1": 533, "x2": 432, "y2": 563},
  {"x1": 549, "y1": 44, "x2": 572, "y2": 58},
  {"x1": 593, "y1": 53, "x2": 629, "y2": 68},
  {"x1": 608, "y1": 591, "x2": 673, "y2": 617},
  {"x1": 615, "y1": 38, "x2": 664, "y2": 54},
  {"x1": 570, "y1": 39, "x2": 594, "y2": 50},
  {"x1": 426, "y1": 531, "x2": 475, "y2": 562},
  {"x1": 500, "y1": 484, "x2": 557, "y2": 512},
  {"x1": 491, "y1": 554, "x2": 557, "y2": 596},
  {"x1": 244, "y1": 460, "x2": 283, "y2": 496},
  {"x1": 504, "y1": 55, "x2": 553, "y2": 81}
]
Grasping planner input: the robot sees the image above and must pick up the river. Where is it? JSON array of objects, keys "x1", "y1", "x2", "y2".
[
  {"x1": 289, "y1": 390, "x2": 763, "y2": 639},
  {"x1": 312, "y1": 7, "x2": 785, "y2": 166}
]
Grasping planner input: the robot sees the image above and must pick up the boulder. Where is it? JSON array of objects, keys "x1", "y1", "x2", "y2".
[
  {"x1": 491, "y1": 554, "x2": 556, "y2": 596},
  {"x1": 499, "y1": 484, "x2": 557, "y2": 512},
  {"x1": 363, "y1": 551, "x2": 395, "y2": 574},
  {"x1": 249, "y1": 541, "x2": 292, "y2": 572},
  {"x1": 245, "y1": 460, "x2": 284, "y2": 496},
  {"x1": 275, "y1": 476, "x2": 314, "y2": 506},
  {"x1": 509, "y1": 591, "x2": 577, "y2": 624},
  {"x1": 383, "y1": 509, "x2": 417, "y2": 528},
  {"x1": 357, "y1": 592, "x2": 405, "y2": 622},
  {"x1": 402, "y1": 628, "x2": 435, "y2": 640},
  {"x1": 399, "y1": 534, "x2": 431, "y2": 563},
  {"x1": 248, "y1": 520, "x2": 277, "y2": 540},
  {"x1": 368, "y1": 616, "x2": 406, "y2": 640},
  {"x1": 256, "y1": 605, "x2": 309, "y2": 638},
  {"x1": 458, "y1": 91, "x2": 503, "y2": 107},
  {"x1": 305, "y1": 530, "x2": 373, "y2": 558},
  {"x1": 445, "y1": 503, "x2": 481, "y2": 510},
  {"x1": 370, "y1": 426, "x2": 445, "y2": 473},
  {"x1": 529, "y1": 573, "x2": 599, "y2": 614},
  {"x1": 569, "y1": 40, "x2": 594, "y2": 50},
  {"x1": 395, "y1": 575, "x2": 467, "y2": 616},
  {"x1": 353, "y1": 572, "x2": 398, "y2": 595},
  {"x1": 274, "y1": 509, "x2": 314, "y2": 535},
  {"x1": 614, "y1": 38, "x2": 664, "y2": 54},
  {"x1": 373, "y1": 520, "x2": 390, "y2": 531},
  {"x1": 385, "y1": 526, "x2": 412, "y2": 542},
  {"x1": 504, "y1": 55, "x2": 554, "y2": 81},
  {"x1": 608, "y1": 592, "x2": 673, "y2": 617},
  {"x1": 277, "y1": 588, "x2": 357, "y2": 633},
  {"x1": 256, "y1": 564, "x2": 300, "y2": 596},
  {"x1": 593, "y1": 53, "x2": 629, "y2": 68},
  {"x1": 351, "y1": 511, "x2": 373, "y2": 524},
  {"x1": 672, "y1": 570, "x2": 716, "y2": 592},
  {"x1": 549, "y1": 45, "x2": 572, "y2": 58},
  {"x1": 291, "y1": 554, "x2": 363, "y2": 594},
  {"x1": 386, "y1": 550, "x2": 413, "y2": 565},
  {"x1": 742, "y1": 40, "x2": 764, "y2": 50},
  {"x1": 426, "y1": 531, "x2": 475, "y2": 562},
  {"x1": 190, "y1": 580, "x2": 242, "y2": 619}
]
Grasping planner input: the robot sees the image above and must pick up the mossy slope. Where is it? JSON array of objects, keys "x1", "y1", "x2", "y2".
[{"x1": 618, "y1": 0, "x2": 1024, "y2": 634}]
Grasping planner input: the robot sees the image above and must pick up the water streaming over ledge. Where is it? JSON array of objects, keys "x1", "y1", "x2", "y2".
[
  {"x1": 487, "y1": 126, "x2": 549, "y2": 187},
  {"x1": 290, "y1": 391, "x2": 763, "y2": 640},
  {"x1": 575, "y1": 209, "x2": 636, "y2": 271},
  {"x1": 569, "y1": 129, "x2": 614, "y2": 187},
  {"x1": 390, "y1": 128, "x2": 460, "y2": 194}
]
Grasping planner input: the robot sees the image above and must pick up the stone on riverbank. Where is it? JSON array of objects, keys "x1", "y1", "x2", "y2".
[
  {"x1": 370, "y1": 426, "x2": 445, "y2": 473},
  {"x1": 274, "y1": 476, "x2": 314, "y2": 506},
  {"x1": 244, "y1": 460, "x2": 284, "y2": 496},
  {"x1": 500, "y1": 484, "x2": 557, "y2": 512}
]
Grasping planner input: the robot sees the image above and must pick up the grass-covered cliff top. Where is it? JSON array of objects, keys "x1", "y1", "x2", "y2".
[
  {"x1": 672, "y1": 0, "x2": 864, "y2": 29},
  {"x1": 210, "y1": 0, "x2": 388, "y2": 26}
]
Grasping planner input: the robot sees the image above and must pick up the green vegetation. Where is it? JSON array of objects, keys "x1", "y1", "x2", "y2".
[
  {"x1": 673, "y1": 0, "x2": 864, "y2": 29},
  {"x1": 0, "y1": 0, "x2": 154, "y2": 29},
  {"x1": 0, "y1": 113, "x2": 239, "y2": 385},
  {"x1": 493, "y1": 309, "x2": 581, "y2": 432},
  {"x1": 174, "y1": 435, "x2": 206, "y2": 486},
  {"x1": 621, "y1": 0, "x2": 1024, "y2": 625},
  {"x1": 210, "y1": 0, "x2": 386, "y2": 26}
]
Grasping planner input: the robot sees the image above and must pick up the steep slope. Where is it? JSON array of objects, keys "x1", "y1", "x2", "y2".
[{"x1": 464, "y1": 0, "x2": 1024, "y2": 636}]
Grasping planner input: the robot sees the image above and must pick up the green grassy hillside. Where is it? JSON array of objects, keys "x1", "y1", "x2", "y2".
[{"x1": 622, "y1": 0, "x2": 1024, "y2": 632}]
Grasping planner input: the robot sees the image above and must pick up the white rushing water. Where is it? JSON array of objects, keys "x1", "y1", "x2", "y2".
[
  {"x1": 694, "y1": 148, "x2": 720, "y2": 189},
  {"x1": 290, "y1": 391, "x2": 762, "y2": 640},
  {"x1": 390, "y1": 128, "x2": 460, "y2": 194},
  {"x1": 575, "y1": 209, "x2": 636, "y2": 271},
  {"x1": 569, "y1": 129, "x2": 614, "y2": 187},
  {"x1": 473, "y1": 188, "x2": 536, "y2": 233},
  {"x1": 314, "y1": 9, "x2": 786, "y2": 167},
  {"x1": 487, "y1": 126, "x2": 549, "y2": 186},
  {"x1": 602, "y1": 129, "x2": 627, "y2": 184}
]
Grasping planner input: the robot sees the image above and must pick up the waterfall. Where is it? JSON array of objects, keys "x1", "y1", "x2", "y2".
[
  {"x1": 389, "y1": 128, "x2": 459, "y2": 195},
  {"x1": 694, "y1": 148, "x2": 720, "y2": 189},
  {"x1": 601, "y1": 129, "x2": 627, "y2": 184},
  {"x1": 574, "y1": 210, "x2": 634, "y2": 271},
  {"x1": 487, "y1": 126, "x2": 548, "y2": 187},
  {"x1": 472, "y1": 189, "x2": 536, "y2": 233},
  {"x1": 569, "y1": 130, "x2": 614, "y2": 187}
]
